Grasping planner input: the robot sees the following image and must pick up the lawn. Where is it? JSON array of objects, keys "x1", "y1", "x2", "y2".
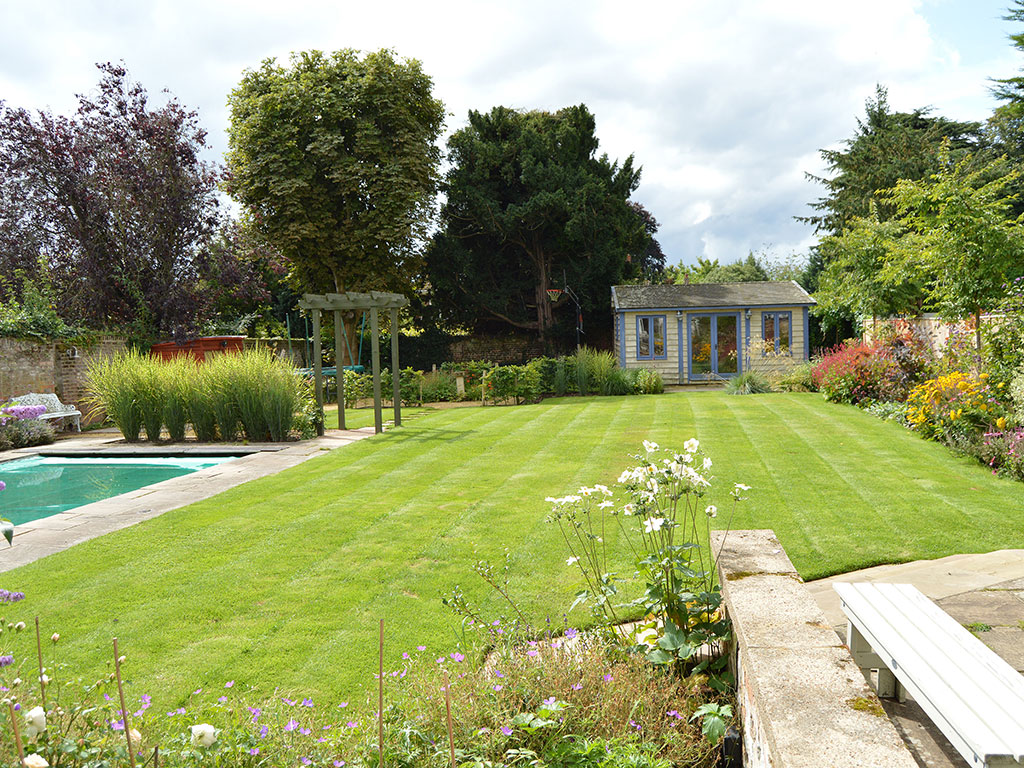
[{"x1": 3, "y1": 391, "x2": 1022, "y2": 712}]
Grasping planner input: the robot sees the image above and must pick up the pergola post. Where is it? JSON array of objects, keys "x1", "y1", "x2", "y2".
[
  {"x1": 370, "y1": 307, "x2": 383, "y2": 435},
  {"x1": 333, "y1": 310, "x2": 346, "y2": 430},
  {"x1": 311, "y1": 309, "x2": 324, "y2": 437},
  {"x1": 390, "y1": 307, "x2": 401, "y2": 426}
]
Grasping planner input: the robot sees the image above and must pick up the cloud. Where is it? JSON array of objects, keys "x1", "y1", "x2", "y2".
[{"x1": 0, "y1": 0, "x2": 1011, "y2": 267}]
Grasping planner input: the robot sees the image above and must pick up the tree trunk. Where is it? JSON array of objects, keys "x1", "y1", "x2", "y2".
[
  {"x1": 329, "y1": 270, "x2": 362, "y2": 368},
  {"x1": 532, "y1": 239, "x2": 554, "y2": 343}
]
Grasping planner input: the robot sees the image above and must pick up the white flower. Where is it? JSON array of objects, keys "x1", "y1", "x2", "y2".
[
  {"x1": 646, "y1": 478, "x2": 659, "y2": 494},
  {"x1": 190, "y1": 723, "x2": 217, "y2": 747},
  {"x1": 622, "y1": 503, "x2": 635, "y2": 516},
  {"x1": 24, "y1": 706, "x2": 46, "y2": 739},
  {"x1": 593, "y1": 484, "x2": 612, "y2": 496},
  {"x1": 642, "y1": 440, "x2": 659, "y2": 453},
  {"x1": 579, "y1": 486, "x2": 593, "y2": 496},
  {"x1": 705, "y1": 505, "x2": 718, "y2": 518},
  {"x1": 703, "y1": 457, "x2": 713, "y2": 470},
  {"x1": 566, "y1": 556, "x2": 579, "y2": 566},
  {"x1": 643, "y1": 517, "x2": 665, "y2": 533},
  {"x1": 22, "y1": 755, "x2": 49, "y2": 768},
  {"x1": 14, "y1": 622, "x2": 25, "y2": 632},
  {"x1": 39, "y1": 674, "x2": 48, "y2": 686},
  {"x1": 683, "y1": 438, "x2": 699, "y2": 453},
  {"x1": 128, "y1": 728, "x2": 142, "y2": 748},
  {"x1": 50, "y1": 633, "x2": 59, "y2": 644},
  {"x1": 597, "y1": 500, "x2": 614, "y2": 509},
  {"x1": 734, "y1": 483, "x2": 750, "y2": 491}
]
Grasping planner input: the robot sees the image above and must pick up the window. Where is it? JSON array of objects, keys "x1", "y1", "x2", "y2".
[
  {"x1": 636, "y1": 315, "x2": 666, "y2": 359},
  {"x1": 762, "y1": 312, "x2": 792, "y2": 355}
]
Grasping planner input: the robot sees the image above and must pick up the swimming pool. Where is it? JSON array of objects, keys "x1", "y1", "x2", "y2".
[{"x1": 0, "y1": 455, "x2": 237, "y2": 526}]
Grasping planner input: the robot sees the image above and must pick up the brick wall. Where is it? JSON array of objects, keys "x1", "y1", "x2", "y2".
[
  {"x1": 447, "y1": 335, "x2": 546, "y2": 365},
  {"x1": 0, "y1": 336, "x2": 127, "y2": 426}
]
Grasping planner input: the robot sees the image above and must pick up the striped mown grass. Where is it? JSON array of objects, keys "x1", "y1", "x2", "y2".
[{"x1": 3, "y1": 392, "x2": 1020, "y2": 709}]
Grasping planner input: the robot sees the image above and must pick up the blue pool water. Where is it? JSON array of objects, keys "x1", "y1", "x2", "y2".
[{"x1": 0, "y1": 456, "x2": 235, "y2": 526}]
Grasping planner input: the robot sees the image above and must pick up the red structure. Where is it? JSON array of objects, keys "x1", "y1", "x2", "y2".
[{"x1": 150, "y1": 336, "x2": 245, "y2": 362}]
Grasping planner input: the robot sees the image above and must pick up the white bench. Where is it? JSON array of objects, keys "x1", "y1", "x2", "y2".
[
  {"x1": 835, "y1": 582, "x2": 1024, "y2": 768},
  {"x1": 10, "y1": 392, "x2": 82, "y2": 431}
]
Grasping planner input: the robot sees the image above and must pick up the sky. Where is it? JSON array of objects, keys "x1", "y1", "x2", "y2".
[{"x1": 1, "y1": 0, "x2": 1020, "y2": 268}]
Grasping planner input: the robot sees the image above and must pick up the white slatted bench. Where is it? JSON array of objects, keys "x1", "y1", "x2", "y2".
[
  {"x1": 835, "y1": 582, "x2": 1024, "y2": 768},
  {"x1": 10, "y1": 392, "x2": 82, "y2": 431}
]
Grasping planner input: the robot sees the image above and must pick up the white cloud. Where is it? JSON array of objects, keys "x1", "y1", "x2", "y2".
[{"x1": 0, "y1": 0, "x2": 1012, "y2": 267}]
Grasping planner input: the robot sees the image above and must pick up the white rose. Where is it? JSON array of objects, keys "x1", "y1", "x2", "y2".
[
  {"x1": 190, "y1": 723, "x2": 217, "y2": 747},
  {"x1": 22, "y1": 755, "x2": 49, "y2": 768},
  {"x1": 683, "y1": 438, "x2": 699, "y2": 453},
  {"x1": 24, "y1": 706, "x2": 46, "y2": 739},
  {"x1": 128, "y1": 728, "x2": 142, "y2": 748}
]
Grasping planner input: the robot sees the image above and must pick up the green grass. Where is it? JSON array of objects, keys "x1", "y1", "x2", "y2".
[
  {"x1": 4, "y1": 392, "x2": 1023, "y2": 711},
  {"x1": 322, "y1": 403, "x2": 440, "y2": 430}
]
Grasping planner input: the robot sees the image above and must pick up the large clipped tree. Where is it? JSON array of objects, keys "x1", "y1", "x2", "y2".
[
  {"x1": 425, "y1": 105, "x2": 648, "y2": 345},
  {"x1": 0, "y1": 63, "x2": 222, "y2": 339},
  {"x1": 225, "y1": 49, "x2": 445, "y2": 316}
]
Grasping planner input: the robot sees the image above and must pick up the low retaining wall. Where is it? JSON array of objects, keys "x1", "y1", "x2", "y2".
[{"x1": 712, "y1": 529, "x2": 917, "y2": 768}]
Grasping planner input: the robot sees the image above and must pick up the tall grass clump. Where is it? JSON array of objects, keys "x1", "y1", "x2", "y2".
[
  {"x1": 134, "y1": 356, "x2": 167, "y2": 442},
  {"x1": 184, "y1": 363, "x2": 218, "y2": 441},
  {"x1": 572, "y1": 346, "x2": 594, "y2": 395},
  {"x1": 725, "y1": 371, "x2": 774, "y2": 395},
  {"x1": 587, "y1": 348, "x2": 617, "y2": 394},
  {"x1": 161, "y1": 357, "x2": 191, "y2": 442},
  {"x1": 602, "y1": 365, "x2": 633, "y2": 395},
  {"x1": 84, "y1": 349, "x2": 145, "y2": 442}
]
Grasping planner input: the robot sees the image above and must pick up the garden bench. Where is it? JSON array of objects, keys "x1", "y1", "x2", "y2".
[
  {"x1": 835, "y1": 582, "x2": 1024, "y2": 768},
  {"x1": 10, "y1": 392, "x2": 81, "y2": 431}
]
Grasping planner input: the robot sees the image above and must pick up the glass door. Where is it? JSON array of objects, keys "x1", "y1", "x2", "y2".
[{"x1": 688, "y1": 313, "x2": 741, "y2": 380}]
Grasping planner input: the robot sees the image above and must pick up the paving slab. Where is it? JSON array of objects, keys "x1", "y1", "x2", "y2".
[
  {"x1": 0, "y1": 428, "x2": 374, "y2": 572},
  {"x1": 935, "y1": 590, "x2": 1024, "y2": 627}
]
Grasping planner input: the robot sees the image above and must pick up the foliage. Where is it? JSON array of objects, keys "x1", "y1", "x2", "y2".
[
  {"x1": 0, "y1": 63, "x2": 223, "y2": 340},
  {"x1": 812, "y1": 326, "x2": 932, "y2": 405},
  {"x1": 0, "y1": 403, "x2": 55, "y2": 454},
  {"x1": 547, "y1": 441, "x2": 745, "y2": 694},
  {"x1": 486, "y1": 364, "x2": 540, "y2": 405},
  {"x1": 441, "y1": 359, "x2": 494, "y2": 400},
  {"x1": 626, "y1": 201, "x2": 668, "y2": 282},
  {"x1": 978, "y1": 428, "x2": 1024, "y2": 481},
  {"x1": 0, "y1": 273, "x2": 80, "y2": 340},
  {"x1": 981, "y1": 277, "x2": 1024, "y2": 384},
  {"x1": 632, "y1": 368, "x2": 664, "y2": 395},
  {"x1": 725, "y1": 371, "x2": 773, "y2": 395},
  {"x1": 426, "y1": 104, "x2": 646, "y2": 344},
  {"x1": 772, "y1": 362, "x2": 817, "y2": 392},
  {"x1": 861, "y1": 399, "x2": 911, "y2": 426},
  {"x1": 86, "y1": 349, "x2": 306, "y2": 442},
  {"x1": 418, "y1": 370, "x2": 458, "y2": 403},
  {"x1": 906, "y1": 371, "x2": 1012, "y2": 442},
  {"x1": 226, "y1": 48, "x2": 444, "y2": 363}
]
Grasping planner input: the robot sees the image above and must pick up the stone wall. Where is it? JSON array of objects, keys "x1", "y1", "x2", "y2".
[
  {"x1": 0, "y1": 335, "x2": 126, "y2": 426},
  {"x1": 713, "y1": 530, "x2": 918, "y2": 768},
  {"x1": 447, "y1": 334, "x2": 546, "y2": 365}
]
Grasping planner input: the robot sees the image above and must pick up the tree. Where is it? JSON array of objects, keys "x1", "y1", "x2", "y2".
[
  {"x1": 801, "y1": 85, "x2": 982, "y2": 235},
  {"x1": 668, "y1": 253, "x2": 770, "y2": 285},
  {"x1": 0, "y1": 63, "x2": 223, "y2": 339},
  {"x1": 226, "y1": 49, "x2": 444, "y2": 307},
  {"x1": 816, "y1": 150, "x2": 1024, "y2": 347},
  {"x1": 624, "y1": 202, "x2": 667, "y2": 281},
  {"x1": 425, "y1": 105, "x2": 646, "y2": 345}
]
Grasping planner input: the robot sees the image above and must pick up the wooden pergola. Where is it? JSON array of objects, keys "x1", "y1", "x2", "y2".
[{"x1": 297, "y1": 291, "x2": 409, "y2": 435}]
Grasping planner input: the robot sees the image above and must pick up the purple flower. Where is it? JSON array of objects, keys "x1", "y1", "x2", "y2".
[
  {"x1": 527, "y1": 649, "x2": 539, "y2": 657},
  {"x1": 218, "y1": 696, "x2": 227, "y2": 703},
  {"x1": 249, "y1": 748, "x2": 260, "y2": 755},
  {"x1": 225, "y1": 680, "x2": 234, "y2": 688},
  {"x1": 260, "y1": 725, "x2": 268, "y2": 738},
  {"x1": 285, "y1": 719, "x2": 298, "y2": 732},
  {"x1": 565, "y1": 628, "x2": 578, "y2": 639},
  {"x1": 571, "y1": 683, "x2": 582, "y2": 691},
  {"x1": 338, "y1": 702, "x2": 348, "y2": 708},
  {"x1": 542, "y1": 697, "x2": 556, "y2": 707},
  {"x1": 111, "y1": 719, "x2": 124, "y2": 731},
  {"x1": 141, "y1": 694, "x2": 152, "y2": 706},
  {"x1": 302, "y1": 758, "x2": 312, "y2": 765},
  {"x1": 501, "y1": 725, "x2": 513, "y2": 736},
  {"x1": 282, "y1": 697, "x2": 296, "y2": 706},
  {"x1": 493, "y1": 685, "x2": 503, "y2": 691},
  {"x1": 0, "y1": 589, "x2": 25, "y2": 604},
  {"x1": 334, "y1": 761, "x2": 346, "y2": 767},
  {"x1": 450, "y1": 652, "x2": 465, "y2": 663},
  {"x1": 603, "y1": 674, "x2": 613, "y2": 682},
  {"x1": 346, "y1": 720, "x2": 358, "y2": 728},
  {"x1": 248, "y1": 707, "x2": 262, "y2": 722},
  {"x1": 301, "y1": 698, "x2": 313, "y2": 707},
  {"x1": 300, "y1": 727, "x2": 311, "y2": 736},
  {"x1": 416, "y1": 645, "x2": 426, "y2": 651},
  {"x1": 402, "y1": 652, "x2": 410, "y2": 659},
  {"x1": 0, "y1": 655, "x2": 14, "y2": 668}
]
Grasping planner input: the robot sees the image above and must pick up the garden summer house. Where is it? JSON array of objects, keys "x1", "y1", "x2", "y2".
[{"x1": 611, "y1": 281, "x2": 816, "y2": 384}]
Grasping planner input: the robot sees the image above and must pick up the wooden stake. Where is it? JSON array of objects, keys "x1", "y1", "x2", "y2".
[
  {"x1": 378, "y1": 619, "x2": 384, "y2": 768},
  {"x1": 113, "y1": 638, "x2": 136, "y2": 768},
  {"x1": 154, "y1": 746, "x2": 159, "y2": 767},
  {"x1": 444, "y1": 672, "x2": 456, "y2": 768},
  {"x1": 7, "y1": 700, "x2": 25, "y2": 763},
  {"x1": 34, "y1": 616, "x2": 45, "y2": 708}
]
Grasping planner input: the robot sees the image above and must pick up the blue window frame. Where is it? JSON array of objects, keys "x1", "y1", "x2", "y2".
[
  {"x1": 761, "y1": 311, "x2": 792, "y2": 355},
  {"x1": 636, "y1": 315, "x2": 667, "y2": 360}
]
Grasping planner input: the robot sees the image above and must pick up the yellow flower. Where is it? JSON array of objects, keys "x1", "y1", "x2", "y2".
[{"x1": 997, "y1": 417, "x2": 1007, "y2": 430}]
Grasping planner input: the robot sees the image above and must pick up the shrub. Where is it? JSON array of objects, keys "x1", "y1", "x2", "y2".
[
  {"x1": 527, "y1": 356, "x2": 559, "y2": 395},
  {"x1": 978, "y1": 428, "x2": 1024, "y2": 480},
  {"x1": 0, "y1": 412, "x2": 55, "y2": 449},
  {"x1": 419, "y1": 369, "x2": 457, "y2": 403},
  {"x1": 725, "y1": 371, "x2": 773, "y2": 395},
  {"x1": 633, "y1": 368, "x2": 664, "y2": 395},
  {"x1": 906, "y1": 371, "x2": 1012, "y2": 442},
  {"x1": 773, "y1": 362, "x2": 816, "y2": 392},
  {"x1": 486, "y1": 364, "x2": 539, "y2": 405},
  {"x1": 602, "y1": 366, "x2": 633, "y2": 396},
  {"x1": 861, "y1": 399, "x2": 910, "y2": 426},
  {"x1": 812, "y1": 341, "x2": 899, "y2": 404},
  {"x1": 440, "y1": 359, "x2": 493, "y2": 400},
  {"x1": 161, "y1": 358, "x2": 191, "y2": 442}
]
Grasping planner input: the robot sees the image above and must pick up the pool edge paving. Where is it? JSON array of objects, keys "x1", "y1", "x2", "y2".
[{"x1": 0, "y1": 428, "x2": 374, "y2": 573}]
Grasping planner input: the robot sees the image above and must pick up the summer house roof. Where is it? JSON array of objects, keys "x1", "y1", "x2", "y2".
[{"x1": 611, "y1": 281, "x2": 816, "y2": 311}]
